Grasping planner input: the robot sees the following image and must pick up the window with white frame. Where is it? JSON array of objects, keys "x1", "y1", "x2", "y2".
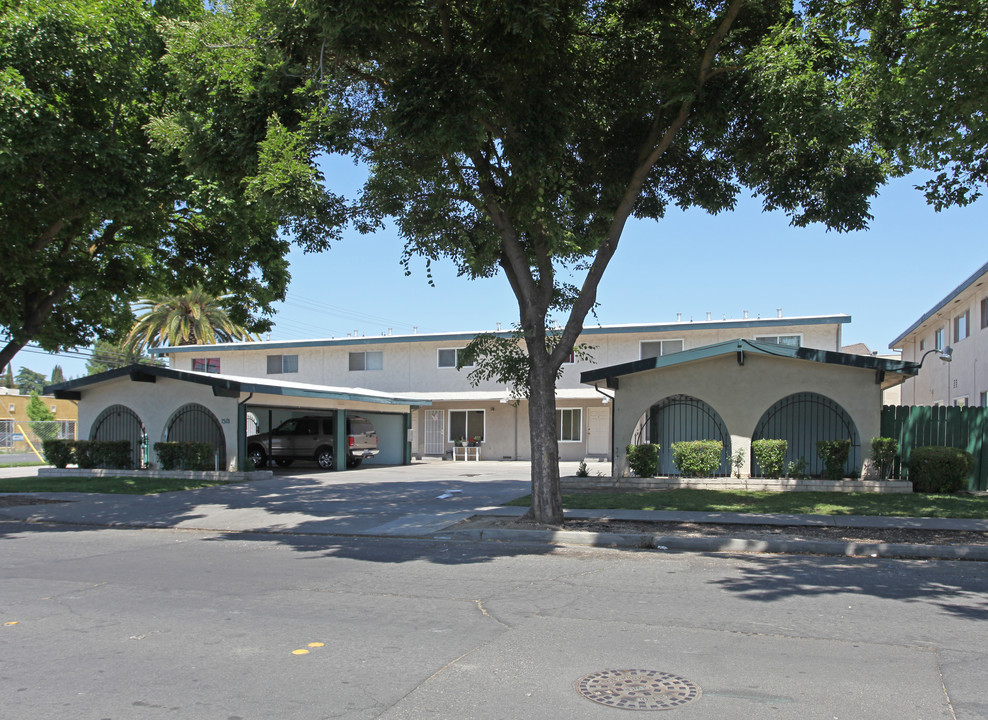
[
  {"x1": 935, "y1": 327, "x2": 946, "y2": 349},
  {"x1": 448, "y1": 409, "x2": 484, "y2": 442},
  {"x1": 562, "y1": 350, "x2": 576, "y2": 364},
  {"x1": 192, "y1": 357, "x2": 221, "y2": 373},
  {"x1": 981, "y1": 390, "x2": 987, "y2": 408},
  {"x1": 437, "y1": 348, "x2": 474, "y2": 368},
  {"x1": 954, "y1": 310, "x2": 970, "y2": 342},
  {"x1": 266, "y1": 354, "x2": 298, "y2": 374},
  {"x1": 920, "y1": 338, "x2": 926, "y2": 351},
  {"x1": 982, "y1": 298, "x2": 988, "y2": 330},
  {"x1": 754, "y1": 334, "x2": 800, "y2": 347},
  {"x1": 349, "y1": 351, "x2": 383, "y2": 371},
  {"x1": 556, "y1": 408, "x2": 582, "y2": 442},
  {"x1": 954, "y1": 397, "x2": 968, "y2": 407},
  {"x1": 640, "y1": 339, "x2": 684, "y2": 359}
]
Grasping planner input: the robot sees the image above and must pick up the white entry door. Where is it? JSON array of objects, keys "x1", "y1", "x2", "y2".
[
  {"x1": 586, "y1": 407, "x2": 610, "y2": 458},
  {"x1": 424, "y1": 409, "x2": 445, "y2": 455}
]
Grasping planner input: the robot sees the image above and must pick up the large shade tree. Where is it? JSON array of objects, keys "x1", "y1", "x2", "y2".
[
  {"x1": 159, "y1": 0, "x2": 987, "y2": 523},
  {"x1": 0, "y1": 0, "x2": 343, "y2": 374}
]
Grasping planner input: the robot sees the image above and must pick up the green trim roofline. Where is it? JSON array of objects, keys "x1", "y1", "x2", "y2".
[
  {"x1": 889, "y1": 260, "x2": 988, "y2": 348},
  {"x1": 581, "y1": 338, "x2": 919, "y2": 385},
  {"x1": 152, "y1": 315, "x2": 851, "y2": 355},
  {"x1": 44, "y1": 365, "x2": 431, "y2": 408}
]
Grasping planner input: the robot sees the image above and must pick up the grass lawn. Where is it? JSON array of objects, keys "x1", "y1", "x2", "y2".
[
  {"x1": 506, "y1": 489, "x2": 988, "y2": 519},
  {"x1": 0, "y1": 475, "x2": 237, "y2": 495}
]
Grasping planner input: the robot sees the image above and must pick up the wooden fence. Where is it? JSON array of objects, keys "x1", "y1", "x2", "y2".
[{"x1": 880, "y1": 405, "x2": 988, "y2": 491}]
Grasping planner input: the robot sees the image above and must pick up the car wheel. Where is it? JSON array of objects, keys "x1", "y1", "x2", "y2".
[
  {"x1": 274, "y1": 458, "x2": 294, "y2": 468},
  {"x1": 248, "y1": 446, "x2": 267, "y2": 469},
  {"x1": 316, "y1": 447, "x2": 334, "y2": 470}
]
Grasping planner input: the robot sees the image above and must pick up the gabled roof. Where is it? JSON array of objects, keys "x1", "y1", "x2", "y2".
[
  {"x1": 889, "y1": 260, "x2": 988, "y2": 348},
  {"x1": 151, "y1": 314, "x2": 851, "y2": 355},
  {"x1": 580, "y1": 339, "x2": 918, "y2": 388},
  {"x1": 44, "y1": 365, "x2": 431, "y2": 407}
]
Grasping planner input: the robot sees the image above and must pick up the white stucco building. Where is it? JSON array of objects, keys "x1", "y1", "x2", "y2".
[{"x1": 890, "y1": 261, "x2": 988, "y2": 407}]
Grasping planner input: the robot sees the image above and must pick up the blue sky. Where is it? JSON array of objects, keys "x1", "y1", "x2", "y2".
[{"x1": 16, "y1": 157, "x2": 988, "y2": 382}]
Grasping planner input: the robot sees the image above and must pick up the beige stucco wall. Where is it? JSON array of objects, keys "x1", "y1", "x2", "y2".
[
  {"x1": 609, "y1": 353, "x2": 884, "y2": 478},
  {"x1": 895, "y1": 277, "x2": 988, "y2": 407},
  {"x1": 78, "y1": 377, "x2": 241, "y2": 471}
]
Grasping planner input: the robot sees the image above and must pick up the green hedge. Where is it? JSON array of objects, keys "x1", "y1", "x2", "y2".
[
  {"x1": 48, "y1": 440, "x2": 134, "y2": 469},
  {"x1": 42, "y1": 439, "x2": 74, "y2": 469},
  {"x1": 752, "y1": 439, "x2": 787, "y2": 479},
  {"x1": 907, "y1": 446, "x2": 974, "y2": 493},
  {"x1": 626, "y1": 443, "x2": 660, "y2": 478},
  {"x1": 817, "y1": 439, "x2": 852, "y2": 480},
  {"x1": 153, "y1": 442, "x2": 215, "y2": 471},
  {"x1": 671, "y1": 440, "x2": 723, "y2": 477}
]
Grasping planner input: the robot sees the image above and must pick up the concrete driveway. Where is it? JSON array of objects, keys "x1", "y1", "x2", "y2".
[{"x1": 0, "y1": 460, "x2": 589, "y2": 535}]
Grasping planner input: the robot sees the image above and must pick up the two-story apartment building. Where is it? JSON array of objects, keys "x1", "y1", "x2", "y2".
[
  {"x1": 890, "y1": 261, "x2": 988, "y2": 407},
  {"x1": 148, "y1": 313, "x2": 849, "y2": 464}
]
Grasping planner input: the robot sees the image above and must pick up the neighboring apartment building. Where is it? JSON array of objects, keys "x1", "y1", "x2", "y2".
[
  {"x1": 0, "y1": 388, "x2": 78, "y2": 453},
  {"x1": 153, "y1": 313, "x2": 849, "y2": 462},
  {"x1": 889, "y1": 261, "x2": 988, "y2": 407}
]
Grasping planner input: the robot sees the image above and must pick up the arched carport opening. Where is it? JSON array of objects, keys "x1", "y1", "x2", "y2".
[
  {"x1": 752, "y1": 392, "x2": 860, "y2": 477},
  {"x1": 90, "y1": 404, "x2": 146, "y2": 469},
  {"x1": 634, "y1": 394, "x2": 731, "y2": 476},
  {"x1": 163, "y1": 403, "x2": 227, "y2": 469}
]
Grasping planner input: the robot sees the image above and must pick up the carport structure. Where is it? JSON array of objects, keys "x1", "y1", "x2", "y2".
[
  {"x1": 48, "y1": 365, "x2": 430, "y2": 471},
  {"x1": 581, "y1": 339, "x2": 918, "y2": 479}
]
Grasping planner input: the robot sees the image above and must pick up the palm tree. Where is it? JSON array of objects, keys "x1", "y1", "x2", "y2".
[{"x1": 125, "y1": 285, "x2": 258, "y2": 356}]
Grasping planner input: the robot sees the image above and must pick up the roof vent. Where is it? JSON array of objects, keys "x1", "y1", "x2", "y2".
[
  {"x1": 706, "y1": 312, "x2": 711, "y2": 321},
  {"x1": 676, "y1": 313, "x2": 682, "y2": 322},
  {"x1": 777, "y1": 308, "x2": 783, "y2": 318},
  {"x1": 743, "y1": 309, "x2": 749, "y2": 319}
]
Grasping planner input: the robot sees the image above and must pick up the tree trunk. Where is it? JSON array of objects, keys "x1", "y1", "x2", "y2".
[
  {"x1": 0, "y1": 338, "x2": 28, "y2": 379},
  {"x1": 526, "y1": 353, "x2": 563, "y2": 525}
]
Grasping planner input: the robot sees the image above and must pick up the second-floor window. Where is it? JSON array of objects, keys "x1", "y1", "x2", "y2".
[
  {"x1": 935, "y1": 327, "x2": 946, "y2": 350},
  {"x1": 267, "y1": 354, "x2": 298, "y2": 374},
  {"x1": 437, "y1": 348, "x2": 474, "y2": 368},
  {"x1": 955, "y1": 310, "x2": 970, "y2": 342},
  {"x1": 349, "y1": 351, "x2": 383, "y2": 371},
  {"x1": 982, "y1": 298, "x2": 988, "y2": 330},
  {"x1": 755, "y1": 334, "x2": 800, "y2": 347},
  {"x1": 192, "y1": 358, "x2": 220, "y2": 374},
  {"x1": 640, "y1": 339, "x2": 684, "y2": 359}
]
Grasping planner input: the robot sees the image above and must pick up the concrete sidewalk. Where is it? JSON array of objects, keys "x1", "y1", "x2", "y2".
[{"x1": 1, "y1": 461, "x2": 986, "y2": 559}]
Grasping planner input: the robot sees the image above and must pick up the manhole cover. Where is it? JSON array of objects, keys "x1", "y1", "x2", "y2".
[{"x1": 576, "y1": 669, "x2": 701, "y2": 711}]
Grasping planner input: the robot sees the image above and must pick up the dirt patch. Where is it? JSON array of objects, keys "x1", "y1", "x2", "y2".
[
  {"x1": 0, "y1": 496, "x2": 71, "y2": 508},
  {"x1": 458, "y1": 516, "x2": 988, "y2": 547}
]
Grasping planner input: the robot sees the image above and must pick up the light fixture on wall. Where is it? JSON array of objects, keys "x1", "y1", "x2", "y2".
[{"x1": 918, "y1": 346, "x2": 953, "y2": 366}]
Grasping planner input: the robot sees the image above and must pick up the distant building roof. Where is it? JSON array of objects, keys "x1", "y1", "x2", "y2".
[{"x1": 152, "y1": 314, "x2": 852, "y2": 355}]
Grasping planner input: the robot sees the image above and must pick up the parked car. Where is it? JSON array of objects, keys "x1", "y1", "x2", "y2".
[{"x1": 247, "y1": 414, "x2": 379, "y2": 470}]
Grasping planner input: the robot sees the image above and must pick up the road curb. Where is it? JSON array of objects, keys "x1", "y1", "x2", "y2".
[{"x1": 441, "y1": 527, "x2": 988, "y2": 560}]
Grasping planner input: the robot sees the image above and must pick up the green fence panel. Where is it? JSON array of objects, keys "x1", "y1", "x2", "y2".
[{"x1": 881, "y1": 405, "x2": 987, "y2": 491}]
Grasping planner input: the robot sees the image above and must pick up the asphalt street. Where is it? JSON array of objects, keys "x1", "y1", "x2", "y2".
[{"x1": 3, "y1": 517, "x2": 987, "y2": 719}]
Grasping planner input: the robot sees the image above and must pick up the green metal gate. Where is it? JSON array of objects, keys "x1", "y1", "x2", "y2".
[
  {"x1": 753, "y1": 393, "x2": 860, "y2": 477},
  {"x1": 648, "y1": 395, "x2": 730, "y2": 476},
  {"x1": 881, "y1": 405, "x2": 988, "y2": 490}
]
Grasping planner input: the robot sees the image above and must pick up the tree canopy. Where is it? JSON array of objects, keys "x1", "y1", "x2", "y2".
[
  {"x1": 0, "y1": 0, "x2": 317, "y2": 374},
  {"x1": 159, "y1": 0, "x2": 986, "y2": 522},
  {"x1": 125, "y1": 285, "x2": 259, "y2": 355}
]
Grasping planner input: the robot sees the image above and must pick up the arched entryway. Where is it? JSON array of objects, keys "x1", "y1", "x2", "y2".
[
  {"x1": 752, "y1": 392, "x2": 860, "y2": 477},
  {"x1": 163, "y1": 403, "x2": 227, "y2": 469},
  {"x1": 647, "y1": 395, "x2": 731, "y2": 476},
  {"x1": 90, "y1": 405, "x2": 146, "y2": 469}
]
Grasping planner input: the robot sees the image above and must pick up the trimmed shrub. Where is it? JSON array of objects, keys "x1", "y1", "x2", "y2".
[
  {"x1": 817, "y1": 439, "x2": 852, "y2": 480},
  {"x1": 42, "y1": 439, "x2": 74, "y2": 469},
  {"x1": 671, "y1": 440, "x2": 723, "y2": 477},
  {"x1": 751, "y1": 439, "x2": 787, "y2": 478},
  {"x1": 626, "y1": 443, "x2": 659, "y2": 478},
  {"x1": 907, "y1": 446, "x2": 974, "y2": 493},
  {"x1": 870, "y1": 437, "x2": 899, "y2": 479},
  {"x1": 154, "y1": 442, "x2": 214, "y2": 471},
  {"x1": 74, "y1": 440, "x2": 132, "y2": 469}
]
